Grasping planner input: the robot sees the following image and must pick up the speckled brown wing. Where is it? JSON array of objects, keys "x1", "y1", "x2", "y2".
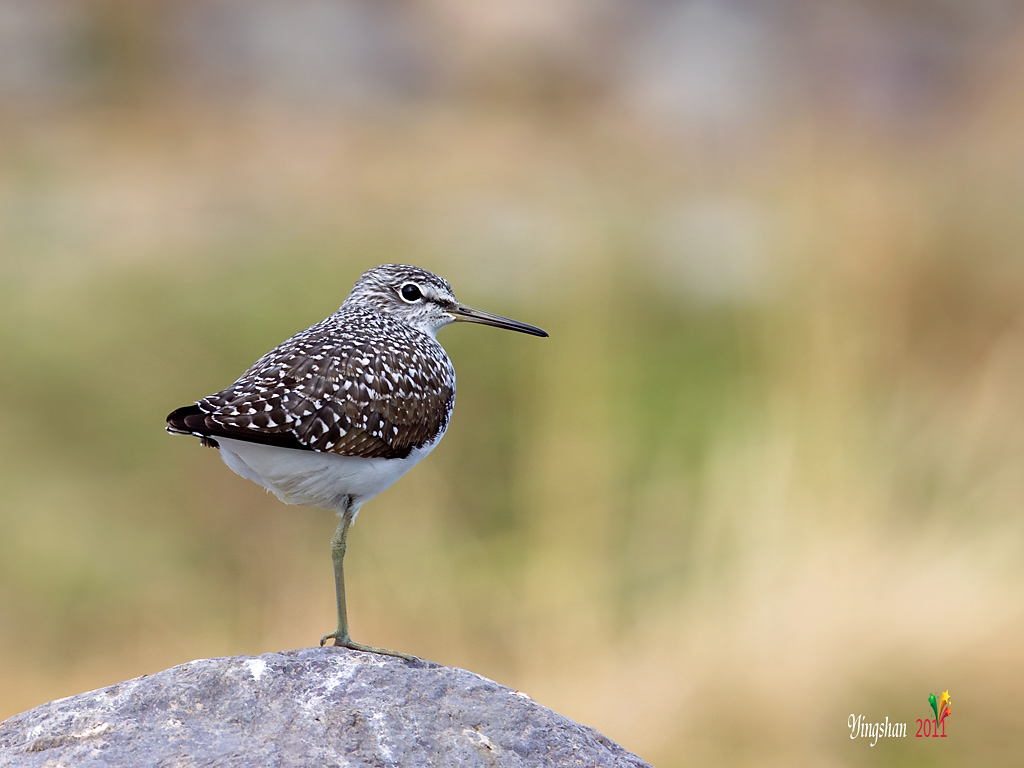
[{"x1": 168, "y1": 313, "x2": 456, "y2": 460}]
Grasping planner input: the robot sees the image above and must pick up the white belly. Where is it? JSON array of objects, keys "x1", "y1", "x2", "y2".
[{"x1": 215, "y1": 435, "x2": 441, "y2": 512}]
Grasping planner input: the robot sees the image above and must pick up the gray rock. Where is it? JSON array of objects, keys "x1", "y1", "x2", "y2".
[{"x1": 0, "y1": 647, "x2": 652, "y2": 767}]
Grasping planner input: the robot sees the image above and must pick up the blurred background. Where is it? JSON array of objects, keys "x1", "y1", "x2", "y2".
[{"x1": 2, "y1": 1, "x2": 1024, "y2": 765}]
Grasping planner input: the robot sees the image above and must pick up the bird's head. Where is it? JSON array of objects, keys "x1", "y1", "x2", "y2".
[{"x1": 344, "y1": 264, "x2": 548, "y2": 339}]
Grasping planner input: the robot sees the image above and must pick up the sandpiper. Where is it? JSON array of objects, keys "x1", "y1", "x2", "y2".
[{"x1": 167, "y1": 264, "x2": 547, "y2": 659}]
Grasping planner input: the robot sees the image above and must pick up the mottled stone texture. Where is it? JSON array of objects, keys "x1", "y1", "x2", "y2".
[{"x1": 0, "y1": 648, "x2": 652, "y2": 767}]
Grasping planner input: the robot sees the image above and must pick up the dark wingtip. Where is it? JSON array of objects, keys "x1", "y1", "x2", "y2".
[
  {"x1": 165, "y1": 401, "x2": 314, "y2": 453},
  {"x1": 167, "y1": 405, "x2": 220, "y2": 448},
  {"x1": 166, "y1": 403, "x2": 204, "y2": 435}
]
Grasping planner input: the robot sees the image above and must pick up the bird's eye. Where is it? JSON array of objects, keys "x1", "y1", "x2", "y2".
[{"x1": 400, "y1": 283, "x2": 422, "y2": 302}]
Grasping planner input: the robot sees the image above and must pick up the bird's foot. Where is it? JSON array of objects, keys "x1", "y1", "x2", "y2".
[{"x1": 319, "y1": 631, "x2": 416, "y2": 661}]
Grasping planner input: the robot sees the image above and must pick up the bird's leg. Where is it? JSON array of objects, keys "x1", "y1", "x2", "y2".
[
  {"x1": 319, "y1": 509, "x2": 354, "y2": 645},
  {"x1": 319, "y1": 506, "x2": 415, "y2": 661}
]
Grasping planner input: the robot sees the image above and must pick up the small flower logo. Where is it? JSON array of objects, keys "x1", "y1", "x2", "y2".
[{"x1": 928, "y1": 690, "x2": 952, "y2": 728}]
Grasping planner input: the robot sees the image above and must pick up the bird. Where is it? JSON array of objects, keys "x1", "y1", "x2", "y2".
[{"x1": 166, "y1": 264, "x2": 548, "y2": 659}]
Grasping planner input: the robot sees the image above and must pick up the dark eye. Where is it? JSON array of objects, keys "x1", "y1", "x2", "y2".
[{"x1": 400, "y1": 283, "x2": 422, "y2": 302}]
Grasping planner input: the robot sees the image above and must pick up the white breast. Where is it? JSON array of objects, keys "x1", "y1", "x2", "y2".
[{"x1": 215, "y1": 434, "x2": 443, "y2": 513}]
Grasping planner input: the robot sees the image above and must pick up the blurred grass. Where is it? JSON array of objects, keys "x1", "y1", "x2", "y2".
[{"x1": 2, "y1": 86, "x2": 1024, "y2": 768}]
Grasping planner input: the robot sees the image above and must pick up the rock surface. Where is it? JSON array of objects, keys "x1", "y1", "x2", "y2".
[{"x1": 0, "y1": 647, "x2": 652, "y2": 767}]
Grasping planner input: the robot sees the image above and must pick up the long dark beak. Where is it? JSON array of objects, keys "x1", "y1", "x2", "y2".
[{"x1": 451, "y1": 304, "x2": 548, "y2": 337}]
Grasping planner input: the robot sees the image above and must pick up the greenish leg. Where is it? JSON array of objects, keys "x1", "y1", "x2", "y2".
[{"x1": 319, "y1": 505, "x2": 415, "y2": 661}]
